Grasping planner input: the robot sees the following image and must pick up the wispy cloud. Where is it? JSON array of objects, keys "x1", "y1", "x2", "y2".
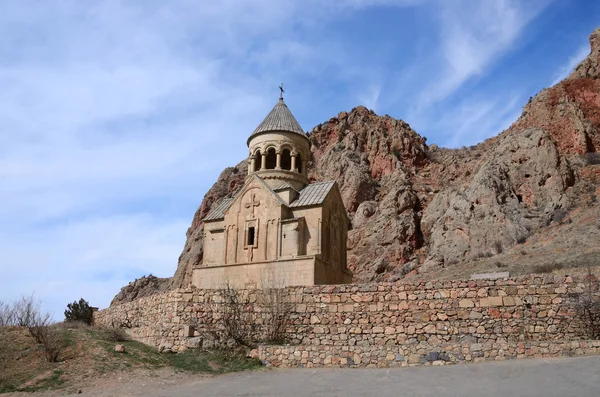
[
  {"x1": 416, "y1": 0, "x2": 551, "y2": 107},
  {"x1": 551, "y1": 45, "x2": 590, "y2": 85},
  {"x1": 357, "y1": 84, "x2": 382, "y2": 111}
]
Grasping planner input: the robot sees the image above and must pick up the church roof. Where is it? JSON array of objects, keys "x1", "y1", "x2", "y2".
[
  {"x1": 272, "y1": 181, "x2": 298, "y2": 192},
  {"x1": 204, "y1": 197, "x2": 234, "y2": 221},
  {"x1": 203, "y1": 179, "x2": 337, "y2": 222},
  {"x1": 290, "y1": 180, "x2": 336, "y2": 208},
  {"x1": 247, "y1": 98, "x2": 306, "y2": 143}
]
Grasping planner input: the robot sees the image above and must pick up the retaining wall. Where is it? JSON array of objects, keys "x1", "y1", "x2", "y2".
[{"x1": 95, "y1": 275, "x2": 600, "y2": 367}]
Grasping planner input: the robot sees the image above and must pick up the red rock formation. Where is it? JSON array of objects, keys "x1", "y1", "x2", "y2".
[{"x1": 512, "y1": 27, "x2": 600, "y2": 155}]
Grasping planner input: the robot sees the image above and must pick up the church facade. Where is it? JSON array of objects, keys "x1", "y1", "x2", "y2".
[{"x1": 192, "y1": 95, "x2": 353, "y2": 289}]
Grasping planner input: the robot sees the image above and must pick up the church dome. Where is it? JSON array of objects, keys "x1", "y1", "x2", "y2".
[
  {"x1": 247, "y1": 98, "x2": 306, "y2": 144},
  {"x1": 246, "y1": 94, "x2": 310, "y2": 190}
]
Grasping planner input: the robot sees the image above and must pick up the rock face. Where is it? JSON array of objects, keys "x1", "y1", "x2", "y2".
[
  {"x1": 422, "y1": 128, "x2": 574, "y2": 268},
  {"x1": 168, "y1": 162, "x2": 248, "y2": 289},
  {"x1": 307, "y1": 108, "x2": 428, "y2": 280},
  {"x1": 512, "y1": 27, "x2": 600, "y2": 155},
  {"x1": 111, "y1": 27, "x2": 600, "y2": 303},
  {"x1": 110, "y1": 275, "x2": 169, "y2": 305}
]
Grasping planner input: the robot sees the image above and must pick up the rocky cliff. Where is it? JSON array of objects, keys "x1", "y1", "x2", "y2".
[{"x1": 111, "y1": 27, "x2": 600, "y2": 304}]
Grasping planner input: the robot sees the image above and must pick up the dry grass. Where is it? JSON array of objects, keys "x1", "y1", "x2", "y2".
[
  {"x1": 533, "y1": 262, "x2": 565, "y2": 274},
  {"x1": 0, "y1": 325, "x2": 260, "y2": 394}
]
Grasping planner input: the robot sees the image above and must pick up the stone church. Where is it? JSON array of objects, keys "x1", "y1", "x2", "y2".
[{"x1": 192, "y1": 94, "x2": 352, "y2": 289}]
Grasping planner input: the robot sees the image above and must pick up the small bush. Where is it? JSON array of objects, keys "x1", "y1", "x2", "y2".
[
  {"x1": 206, "y1": 283, "x2": 257, "y2": 347},
  {"x1": 476, "y1": 251, "x2": 493, "y2": 259},
  {"x1": 102, "y1": 327, "x2": 130, "y2": 342},
  {"x1": 570, "y1": 268, "x2": 600, "y2": 339},
  {"x1": 494, "y1": 241, "x2": 503, "y2": 254},
  {"x1": 0, "y1": 301, "x2": 14, "y2": 326},
  {"x1": 584, "y1": 152, "x2": 600, "y2": 165},
  {"x1": 0, "y1": 294, "x2": 69, "y2": 364},
  {"x1": 13, "y1": 294, "x2": 40, "y2": 327},
  {"x1": 64, "y1": 298, "x2": 93, "y2": 325},
  {"x1": 258, "y1": 278, "x2": 293, "y2": 344},
  {"x1": 29, "y1": 323, "x2": 66, "y2": 363},
  {"x1": 532, "y1": 262, "x2": 564, "y2": 274},
  {"x1": 551, "y1": 208, "x2": 568, "y2": 224}
]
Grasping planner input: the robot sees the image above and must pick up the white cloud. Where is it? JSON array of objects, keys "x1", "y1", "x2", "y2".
[
  {"x1": 0, "y1": 214, "x2": 188, "y2": 318},
  {"x1": 416, "y1": 0, "x2": 551, "y2": 107},
  {"x1": 358, "y1": 85, "x2": 382, "y2": 111},
  {"x1": 441, "y1": 94, "x2": 522, "y2": 148},
  {"x1": 551, "y1": 45, "x2": 590, "y2": 85}
]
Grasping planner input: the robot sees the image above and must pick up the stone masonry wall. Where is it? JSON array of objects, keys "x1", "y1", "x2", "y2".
[{"x1": 95, "y1": 275, "x2": 600, "y2": 367}]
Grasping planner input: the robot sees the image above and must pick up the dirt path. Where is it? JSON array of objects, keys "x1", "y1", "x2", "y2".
[{"x1": 3, "y1": 368, "x2": 211, "y2": 397}]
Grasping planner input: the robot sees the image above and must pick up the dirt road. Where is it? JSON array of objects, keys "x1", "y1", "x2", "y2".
[{"x1": 58, "y1": 355, "x2": 600, "y2": 397}]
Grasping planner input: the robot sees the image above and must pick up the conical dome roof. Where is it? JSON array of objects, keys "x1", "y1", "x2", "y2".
[{"x1": 247, "y1": 98, "x2": 306, "y2": 145}]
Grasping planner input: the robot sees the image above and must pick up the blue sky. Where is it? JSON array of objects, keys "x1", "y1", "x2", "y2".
[{"x1": 1, "y1": 0, "x2": 599, "y2": 318}]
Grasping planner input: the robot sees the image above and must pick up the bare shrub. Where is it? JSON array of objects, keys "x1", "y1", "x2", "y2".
[
  {"x1": 29, "y1": 321, "x2": 65, "y2": 362},
  {"x1": 13, "y1": 294, "x2": 40, "y2": 327},
  {"x1": 258, "y1": 272, "x2": 293, "y2": 344},
  {"x1": 6, "y1": 294, "x2": 67, "y2": 362},
  {"x1": 533, "y1": 262, "x2": 564, "y2": 274},
  {"x1": 570, "y1": 268, "x2": 600, "y2": 339},
  {"x1": 208, "y1": 283, "x2": 257, "y2": 347},
  {"x1": 193, "y1": 275, "x2": 295, "y2": 348},
  {"x1": 0, "y1": 301, "x2": 14, "y2": 326}
]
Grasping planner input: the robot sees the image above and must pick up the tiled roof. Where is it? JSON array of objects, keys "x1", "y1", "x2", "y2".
[
  {"x1": 273, "y1": 181, "x2": 297, "y2": 191},
  {"x1": 290, "y1": 181, "x2": 336, "y2": 208},
  {"x1": 203, "y1": 179, "x2": 337, "y2": 220},
  {"x1": 248, "y1": 98, "x2": 305, "y2": 142},
  {"x1": 204, "y1": 197, "x2": 233, "y2": 221}
]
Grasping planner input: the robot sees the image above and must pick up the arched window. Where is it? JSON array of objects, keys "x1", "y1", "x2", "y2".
[
  {"x1": 265, "y1": 147, "x2": 277, "y2": 169},
  {"x1": 296, "y1": 154, "x2": 303, "y2": 174},
  {"x1": 253, "y1": 150, "x2": 261, "y2": 171},
  {"x1": 281, "y1": 148, "x2": 292, "y2": 170}
]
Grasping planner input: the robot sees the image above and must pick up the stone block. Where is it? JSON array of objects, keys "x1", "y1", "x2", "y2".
[
  {"x1": 554, "y1": 286, "x2": 567, "y2": 294},
  {"x1": 459, "y1": 299, "x2": 474, "y2": 308},
  {"x1": 470, "y1": 272, "x2": 510, "y2": 280},
  {"x1": 480, "y1": 296, "x2": 503, "y2": 307},
  {"x1": 408, "y1": 354, "x2": 421, "y2": 364}
]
